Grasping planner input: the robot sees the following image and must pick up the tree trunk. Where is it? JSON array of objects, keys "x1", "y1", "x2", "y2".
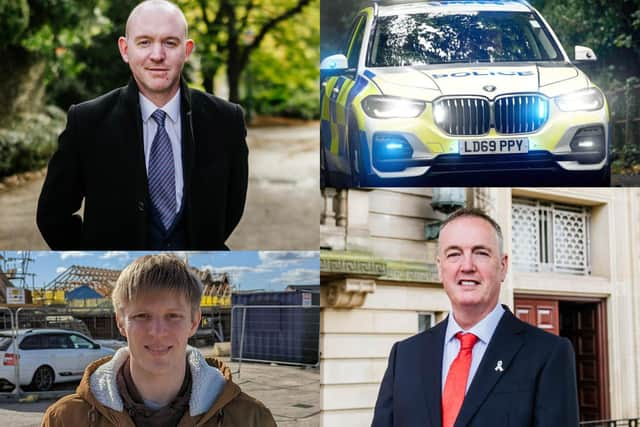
[
  {"x1": 0, "y1": 46, "x2": 46, "y2": 127},
  {"x1": 202, "y1": 70, "x2": 214, "y2": 94},
  {"x1": 227, "y1": 63, "x2": 241, "y2": 104}
]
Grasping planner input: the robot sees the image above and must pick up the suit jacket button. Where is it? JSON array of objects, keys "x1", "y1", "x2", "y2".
[{"x1": 137, "y1": 201, "x2": 145, "y2": 212}]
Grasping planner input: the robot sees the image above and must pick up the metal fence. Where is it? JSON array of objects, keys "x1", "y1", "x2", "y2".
[
  {"x1": 0, "y1": 305, "x2": 230, "y2": 343},
  {"x1": 580, "y1": 419, "x2": 640, "y2": 426},
  {"x1": 230, "y1": 305, "x2": 320, "y2": 377},
  {"x1": 605, "y1": 82, "x2": 640, "y2": 153},
  {"x1": 0, "y1": 306, "x2": 18, "y2": 395},
  {"x1": 0, "y1": 305, "x2": 232, "y2": 398},
  {"x1": 0, "y1": 306, "x2": 105, "y2": 398}
]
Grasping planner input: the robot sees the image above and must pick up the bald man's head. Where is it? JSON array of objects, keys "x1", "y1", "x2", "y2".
[
  {"x1": 125, "y1": 0, "x2": 188, "y2": 39},
  {"x1": 118, "y1": 0, "x2": 194, "y2": 107}
]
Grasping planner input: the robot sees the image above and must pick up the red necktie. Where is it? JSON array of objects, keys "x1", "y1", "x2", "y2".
[{"x1": 442, "y1": 332, "x2": 478, "y2": 427}]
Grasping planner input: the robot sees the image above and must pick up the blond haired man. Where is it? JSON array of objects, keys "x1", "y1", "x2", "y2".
[{"x1": 42, "y1": 254, "x2": 276, "y2": 426}]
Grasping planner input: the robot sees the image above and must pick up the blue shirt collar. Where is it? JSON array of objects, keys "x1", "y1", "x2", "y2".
[
  {"x1": 445, "y1": 303, "x2": 505, "y2": 345},
  {"x1": 139, "y1": 89, "x2": 181, "y2": 125}
]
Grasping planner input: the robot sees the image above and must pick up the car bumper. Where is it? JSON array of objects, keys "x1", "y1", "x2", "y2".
[
  {"x1": 359, "y1": 103, "x2": 610, "y2": 181},
  {"x1": 0, "y1": 377, "x2": 16, "y2": 392},
  {"x1": 375, "y1": 149, "x2": 606, "y2": 173}
]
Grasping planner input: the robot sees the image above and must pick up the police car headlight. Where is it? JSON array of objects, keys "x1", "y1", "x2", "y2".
[
  {"x1": 362, "y1": 96, "x2": 426, "y2": 118},
  {"x1": 433, "y1": 104, "x2": 447, "y2": 124},
  {"x1": 554, "y1": 88, "x2": 604, "y2": 112}
]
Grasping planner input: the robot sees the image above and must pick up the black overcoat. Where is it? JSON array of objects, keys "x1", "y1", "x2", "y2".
[{"x1": 37, "y1": 78, "x2": 247, "y2": 250}]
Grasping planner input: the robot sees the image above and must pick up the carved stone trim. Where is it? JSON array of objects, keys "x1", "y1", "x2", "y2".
[
  {"x1": 326, "y1": 278, "x2": 376, "y2": 308},
  {"x1": 382, "y1": 261, "x2": 439, "y2": 283},
  {"x1": 320, "y1": 252, "x2": 387, "y2": 277},
  {"x1": 321, "y1": 188, "x2": 337, "y2": 226}
]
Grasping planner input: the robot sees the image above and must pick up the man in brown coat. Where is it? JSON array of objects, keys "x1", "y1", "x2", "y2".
[{"x1": 42, "y1": 254, "x2": 275, "y2": 427}]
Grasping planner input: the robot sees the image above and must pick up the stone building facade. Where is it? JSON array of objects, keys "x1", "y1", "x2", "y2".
[{"x1": 320, "y1": 187, "x2": 640, "y2": 426}]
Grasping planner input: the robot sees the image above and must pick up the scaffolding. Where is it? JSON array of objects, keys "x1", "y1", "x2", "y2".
[
  {"x1": 44, "y1": 265, "x2": 121, "y2": 294},
  {"x1": 0, "y1": 267, "x2": 11, "y2": 304},
  {"x1": 0, "y1": 252, "x2": 35, "y2": 304},
  {"x1": 195, "y1": 270, "x2": 233, "y2": 307},
  {"x1": 31, "y1": 265, "x2": 233, "y2": 308},
  {"x1": 31, "y1": 265, "x2": 121, "y2": 306}
]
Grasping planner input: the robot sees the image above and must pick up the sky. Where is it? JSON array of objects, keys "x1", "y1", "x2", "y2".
[{"x1": 0, "y1": 251, "x2": 319, "y2": 292}]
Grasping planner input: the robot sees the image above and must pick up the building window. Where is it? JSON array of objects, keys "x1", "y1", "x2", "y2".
[
  {"x1": 418, "y1": 312, "x2": 435, "y2": 332},
  {"x1": 512, "y1": 198, "x2": 591, "y2": 275}
]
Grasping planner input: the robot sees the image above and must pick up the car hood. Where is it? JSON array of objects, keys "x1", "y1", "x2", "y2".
[{"x1": 367, "y1": 63, "x2": 591, "y2": 100}]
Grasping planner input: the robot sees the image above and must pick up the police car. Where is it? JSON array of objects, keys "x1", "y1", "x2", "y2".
[{"x1": 320, "y1": 0, "x2": 611, "y2": 186}]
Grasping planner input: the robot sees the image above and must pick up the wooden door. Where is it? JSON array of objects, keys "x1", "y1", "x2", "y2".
[
  {"x1": 514, "y1": 297, "x2": 559, "y2": 335},
  {"x1": 514, "y1": 296, "x2": 609, "y2": 422},
  {"x1": 560, "y1": 302, "x2": 607, "y2": 422}
]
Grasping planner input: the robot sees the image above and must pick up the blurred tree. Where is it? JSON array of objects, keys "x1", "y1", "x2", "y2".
[
  {"x1": 47, "y1": 0, "x2": 137, "y2": 110},
  {"x1": 48, "y1": 0, "x2": 318, "y2": 118},
  {"x1": 0, "y1": 0, "x2": 104, "y2": 125},
  {"x1": 532, "y1": 0, "x2": 640, "y2": 88},
  {"x1": 182, "y1": 0, "x2": 313, "y2": 103},
  {"x1": 247, "y1": 0, "x2": 319, "y2": 118}
]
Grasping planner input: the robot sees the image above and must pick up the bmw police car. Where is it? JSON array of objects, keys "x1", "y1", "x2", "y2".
[{"x1": 320, "y1": 0, "x2": 611, "y2": 186}]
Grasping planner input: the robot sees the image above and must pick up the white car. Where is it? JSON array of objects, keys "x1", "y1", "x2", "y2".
[{"x1": 0, "y1": 329, "x2": 115, "y2": 392}]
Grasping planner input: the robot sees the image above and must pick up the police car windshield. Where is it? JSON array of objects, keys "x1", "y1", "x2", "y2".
[{"x1": 369, "y1": 11, "x2": 562, "y2": 66}]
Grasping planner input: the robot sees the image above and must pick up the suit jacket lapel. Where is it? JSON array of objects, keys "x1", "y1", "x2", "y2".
[
  {"x1": 118, "y1": 78, "x2": 147, "y2": 190},
  {"x1": 179, "y1": 77, "x2": 194, "y2": 200},
  {"x1": 421, "y1": 319, "x2": 447, "y2": 427},
  {"x1": 115, "y1": 79, "x2": 148, "y2": 246},
  {"x1": 455, "y1": 309, "x2": 525, "y2": 427}
]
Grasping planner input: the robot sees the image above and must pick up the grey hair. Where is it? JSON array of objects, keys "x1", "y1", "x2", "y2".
[{"x1": 438, "y1": 207, "x2": 504, "y2": 254}]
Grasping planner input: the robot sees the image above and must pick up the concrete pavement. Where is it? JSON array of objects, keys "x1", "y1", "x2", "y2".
[{"x1": 0, "y1": 357, "x2": 320, "y2": 426}]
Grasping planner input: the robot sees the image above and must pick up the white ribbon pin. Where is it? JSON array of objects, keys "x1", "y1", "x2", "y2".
[{"x1": 494, "y1": 360, "x2": 504, "y2": 372}]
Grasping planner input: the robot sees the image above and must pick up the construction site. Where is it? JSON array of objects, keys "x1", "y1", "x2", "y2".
[
  {"x1": 0, "y1": 252, "x2": 321, "y2": 365},
  {"x1": 0, "y1": 252, "x2": 233, "y2": 346},
  {"x1": 0, "y1": 252, "x2": 320, "y2": 425}
]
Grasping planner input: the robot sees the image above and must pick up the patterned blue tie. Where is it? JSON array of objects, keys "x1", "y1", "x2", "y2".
[{"x1": 148, "y1": 109, "x2": 176, "y2": 231}]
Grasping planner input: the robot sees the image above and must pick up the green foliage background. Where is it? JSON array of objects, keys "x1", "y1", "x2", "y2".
[
  {"x1": 247, "y1": 1, "x2": 319, "y2": 119},
  {"x1": 48, "y1": 0, "x2": 319, "y2": 118},
  {"x1": 0, "y1": 0, "x2": 319, "y2": 177},
  {"x1": 2, "y1": 0, "x2": 319, "y2": 115},
  {"x1": 0, "y1": 0, "x2": 104, "y2": 177}
]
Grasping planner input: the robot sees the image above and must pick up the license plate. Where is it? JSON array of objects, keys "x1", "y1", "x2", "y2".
[{"x1": 458, "y1": 138, "x2": 529, "y2": 155}]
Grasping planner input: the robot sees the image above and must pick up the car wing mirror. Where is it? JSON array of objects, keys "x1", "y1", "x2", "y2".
[
  {"x1": 320, "y1": 54, "x2": 349, "y2": 80},
  {"x1": 575, "y1": 45, "x2": 597, "y2": 61}
]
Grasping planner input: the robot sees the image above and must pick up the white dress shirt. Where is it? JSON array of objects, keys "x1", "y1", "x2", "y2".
[
  {"x1": 441, "y1": 303, "x2": 505, "y2": 393},
  {"x1": 139, "y1": 90, "x2": 183, "y2": 213}
]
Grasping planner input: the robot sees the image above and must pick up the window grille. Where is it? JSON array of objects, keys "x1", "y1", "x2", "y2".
[{"x1": 512, "y1": 198, "x2": 591, "y2": 275}]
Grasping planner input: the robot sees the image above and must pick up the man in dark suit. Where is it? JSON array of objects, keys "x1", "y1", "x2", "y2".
[
  {"x1": 372, "y1": 208, "x2": 579, "y2": 427},
  {"x1": 37, "y1": 0, "x2": 247, "y2": 250}
]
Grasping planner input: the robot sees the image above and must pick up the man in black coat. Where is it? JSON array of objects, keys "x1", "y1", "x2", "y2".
[{"x1": 37, "y1": 0, "x2": 247, "y2": 250}]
